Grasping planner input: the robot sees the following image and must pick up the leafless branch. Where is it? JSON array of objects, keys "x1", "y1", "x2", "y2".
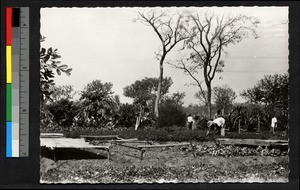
[{"x1": 168, "y1": 59, "x2": 207, "y2": 102}]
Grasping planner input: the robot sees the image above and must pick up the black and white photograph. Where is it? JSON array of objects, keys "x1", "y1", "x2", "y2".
[{"x1": 39, "y1": 6, "x2": 289, "y2": 183}]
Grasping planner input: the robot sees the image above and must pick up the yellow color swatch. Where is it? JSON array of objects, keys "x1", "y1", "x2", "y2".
[{"x1": 6, "y1": 46, "x2": 12, "y2": 83}]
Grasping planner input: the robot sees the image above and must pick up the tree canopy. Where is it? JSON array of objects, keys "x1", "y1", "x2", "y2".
[
  {"x1": 79, "y1": 80, "x2": 120, "y2": 127},
  {"x1": 51, "y1": 85, "x2": 77, "y2": 102},
  {"x1": 241, "y1": 73, "x2": 288, "y2": 117},
  {"x1": 123, "y1": 77, "x2": 173, "y2": 107},
  {"x1": 213, "y1": 85, "x2": 237, "y2": 115}
]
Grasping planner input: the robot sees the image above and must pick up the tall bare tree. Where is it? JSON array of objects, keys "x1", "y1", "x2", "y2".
[
  {"x1": 134, "y1": 10, "x2": 189, "y2": 118},
  {"x1": 171, "y1": 12, "x2": 260, "y2": 118}
]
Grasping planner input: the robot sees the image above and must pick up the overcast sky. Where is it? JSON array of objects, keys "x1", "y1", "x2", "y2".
[{"x1": 40, "y1": 7, "x2": 288, "y2": 106}]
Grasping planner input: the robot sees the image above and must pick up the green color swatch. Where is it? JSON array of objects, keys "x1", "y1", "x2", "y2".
[{"x1": 6, "y1": 83, "x2": 12, "y2": 121}]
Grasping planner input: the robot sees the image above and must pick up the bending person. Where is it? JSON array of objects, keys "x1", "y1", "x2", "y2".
[{"x1": 207, "y1": 117, "x2": 225, "y2": 136}]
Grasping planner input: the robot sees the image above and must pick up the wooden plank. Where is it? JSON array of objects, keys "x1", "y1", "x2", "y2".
[
  {"x1": 84, "y1": 138, "x2": 142, "y2": 144},
  {"x1": 215, "y1": 138, "x2": 288, "y2": 147},
  {"x1": 80, "y1": 135, "x2": 119, "y2": 138},
  {"x1": 53, "y1": 146, "x2": 110, "y2": 150},
  {"x1": 138, "y1": 143, "x2": 195, "y2": 160},
  {"x1": 114, "y1": 138, "x2": 138, "y2": 141},
  {"x1": 80, "y1": 135, "x2": 119, "y2": 140},
  {"x1": 137, "y1": 143, "x2": 190, "y2": 149},
  {"x1": 40, "y1": 133, "x2": 64, "y2": 138},
  {"x1": 114, "y1": 143, "x2": 141, "y2": 150},
  {"x1": 216, "y1": 138, "x2": 289, "y2": 145},
  {"x1": 112, "y1": 140, "x2": 152, "y2": 144}
]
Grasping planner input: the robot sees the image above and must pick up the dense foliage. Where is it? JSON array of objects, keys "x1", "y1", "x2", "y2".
[
  {"x1": 51, "y1": 85, "x2": 77, "y2": 102},
  {"x1": 122, "y1": 77, "x2": 189, "y2": 129},
  {"x1": 213, "y1": 85, "x2": 237, "y2": 115},
  {"x1": 123, "y1": 77, "x2": 173, "y2": 106},
  {"x1": 40, "y1": 37, "x2": 73, "y2": 131},
  {"x1": 117, "y1": 103, "x2": 138, "y2": 128},
  {"x1": 46, "y1": 99, "x2": 81, "y2": 128},
  {"x1": 157, "y1": 95, "x2": 187, "y2": 128},
  {"x1": 78, "y1": 80, "x2": 120, "y2": 128},
  {"x1": 241, "y1": 74, "x2": 289, "y2": 130}
]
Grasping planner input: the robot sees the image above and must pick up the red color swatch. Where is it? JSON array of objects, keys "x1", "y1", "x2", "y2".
[{"x1": 6, "y1": 8, "x2": 12, "y2": 46}]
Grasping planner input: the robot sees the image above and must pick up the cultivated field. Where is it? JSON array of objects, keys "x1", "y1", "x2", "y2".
[{"x1": 40, "y1": 132, "x2": 289, "y2": 183}]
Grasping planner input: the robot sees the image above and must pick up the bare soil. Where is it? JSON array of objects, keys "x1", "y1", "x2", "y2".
[{"x1": 40, "y1": 141, "x2": 289, "y2": 183}]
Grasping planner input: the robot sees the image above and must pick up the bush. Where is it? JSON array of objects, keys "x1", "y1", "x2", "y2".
[
  {"x1": 197, "y1": 116, "x2": 209, "y2": 130},
  {"x1": 117, "y1": 103, "x2": 137, "y2": 128},
  {"x1": 46, "y1": 99, "x2": 81, "y2": 128},
  {"x1": 157, "y1": 99, "x2": 186, "y2": 128},
  {"x1": 79, "y1": 80, "x2": 120, "y2": 128},
  {"x1": 40, "y1": 105, "x2": 59, "y2": 132}
]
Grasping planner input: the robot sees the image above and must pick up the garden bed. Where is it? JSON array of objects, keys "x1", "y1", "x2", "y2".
[
  {"x1": 40, "y1": 140, "x2": 289, "y2": 183},
  {"x1": 40, "y1": 126, "x2": 289, "y2": 183}
]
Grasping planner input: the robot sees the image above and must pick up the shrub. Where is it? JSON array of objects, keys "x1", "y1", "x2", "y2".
[
  {"x1": 79, "y1": 80, "x2": 120, "y2": 128},
  {"x1": 197, "y1": 116, "x2": 209, "y2": 130},
  {"x1": 117, "y1": 103, "x2": 137, "y2": 128},
  {"x1": 40, "y1": 105, "x2": 59, "y2": 132},
  {"x1": 46, "y1": 99, "x2": 81, "y2": 128},
  {"x1": 157, "y1": 99, "x2": 186, "y2": 128}
]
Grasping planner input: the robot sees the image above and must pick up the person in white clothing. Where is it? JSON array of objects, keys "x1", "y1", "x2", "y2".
[
  {"x1": 207, "y1": 117, "x2": 225, "y2": 135},
  {"x1": 187, "y1": 114, "x2": 193, "y2": 130},
  {"x1": 271, "y1": 116, "x2": 277, "y2": 134}
]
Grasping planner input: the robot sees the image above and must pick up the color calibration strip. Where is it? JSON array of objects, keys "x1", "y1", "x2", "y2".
[
  {"x1": 6, "y1": 7, "x2": 14, "y2": 157},
  {"x1": 6, "y1": 7, "x2": 30, "y2": 157}
]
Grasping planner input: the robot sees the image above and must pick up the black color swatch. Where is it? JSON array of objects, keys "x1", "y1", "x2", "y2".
[{"x1": 12, "y1": 7, "x2": 20, "y2": 27}]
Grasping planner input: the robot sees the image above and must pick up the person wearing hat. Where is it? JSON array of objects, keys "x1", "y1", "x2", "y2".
[{"x1": 207, "y1": 117, "x2": 225, "y2": 135}]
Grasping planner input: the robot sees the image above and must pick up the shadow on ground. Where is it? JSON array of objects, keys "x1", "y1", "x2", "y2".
[{"x1": 41, "y1": 147, "x2": 107, "y2": 161}]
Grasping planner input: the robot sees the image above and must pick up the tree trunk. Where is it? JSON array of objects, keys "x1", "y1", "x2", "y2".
[
  {"x1": 207, "y1": 84, "x2": 212, "y2": 119},
  {"x1": 135, "y1": 116, "x2": 141, "y2": 130},
  {"x1": 203, "y1": 61, "x2": 212, "y2": 119},
  {"x1": 238, "y1": 119, "x2": 241, "y2": 134},
  {"x1": 154, "y1": 56, "x2": 165, "y2": 118},
  {"x1": 135, "y1": 105, "x2": 144, "y2": 130},
  {"x1": 257, "y1": 114, "x2": 260, "y2": 132}
]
